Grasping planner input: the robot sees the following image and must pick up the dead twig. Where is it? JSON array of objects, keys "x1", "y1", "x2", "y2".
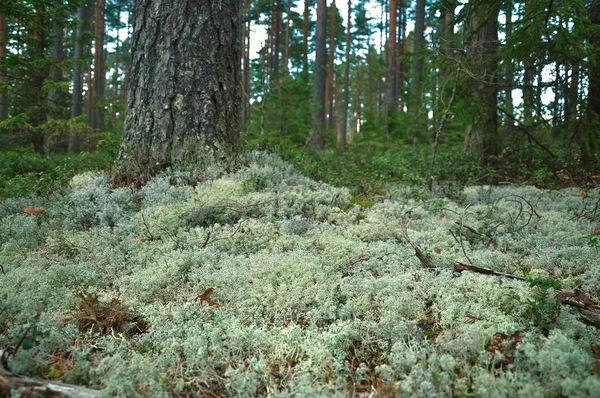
[
  {"x1": 453, "y1": 262, "x2": 526, "y2": 281},
  {"x1": 401, "y1": 208, "x2": 436, "y2": 270}
]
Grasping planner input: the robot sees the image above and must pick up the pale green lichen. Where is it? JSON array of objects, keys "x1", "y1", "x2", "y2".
[{"x1": 0, "y1": 151, "x2": 598, "y2": 396}]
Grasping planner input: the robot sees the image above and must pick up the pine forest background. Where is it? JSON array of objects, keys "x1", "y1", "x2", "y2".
[{"x1": 1, "y1": 0, "x2": 600, "y2": 197}]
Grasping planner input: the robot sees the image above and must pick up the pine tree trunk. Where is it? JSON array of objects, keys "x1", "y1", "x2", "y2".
[
  {"x1": 303, "y1": 0, "x2": 309, "y2": 77},
  {"x1": 504, "y1": 0, "x2": 513, "y2": 118},
  {"x1": 326, "y1": 0, "x2": 337, "y2": 131},
  {"x1": 463, "y1": 0, "x2": 500, "y2": 161},
  {"x1": 582, "y1": 0, "x2": 600, "y2": 165},
  {"x1": 283, "y1": 0, "x2": 291, "y2": 74},
  {"x1": 340, "y1": 0, "x2": 351, "y2": 150},
  {"x1": 70, "y1": 3, "x2": 91, "y2": 153},
  {"x1": 89, "y1": 0, "x2": 105, "y2": 132},
  {"x1": 310, "y1": 0, "x2": 327, "y2": 149},
  {"x1": 385, "y1": 0, "x2": 397, "y2": 137},
  {"x1": 522, "y1": 0, "x2": 534, "y2": 124},
  {"x1": 48, "y1": 3, "x2": 66, "y2": 147},
  {"x1": 118, "y1": 0, "x2": 241, "y2": 169},
  {"x1": 411, "y1": 0, "x2": 425, "y2": 114},
  {"x1": 0, "y1": 11, "x2": 8, "y2": 120}
]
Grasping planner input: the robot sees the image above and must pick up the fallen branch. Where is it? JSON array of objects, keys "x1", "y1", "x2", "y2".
[
  {"x1": 0, "y1": 373, "x2": 99, "y2": 398},
  {"x1": 453, "y1": 262, "x2": 526, "y2": 281},
  {"x1": 560, "y1": 299, "x2": 600, "y2": 329}
]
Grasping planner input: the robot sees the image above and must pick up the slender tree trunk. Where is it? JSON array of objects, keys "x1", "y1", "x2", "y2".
[
  {"x1": 411, "y1": 0, "x2": 425, "y2": 114},
  {"x1": 523, "y1": 0, "x2": 534, "y2": 124},
  {"x1": 118, "y1": 0, "x2": 241, "y2": 169},
  {"x1": 326, "y1": 0, "x2": 337, "y2": 131},
  {"x1": 48, "y1": 4, "x2": 65, "y2": 123},
  {"x1": 273, "y1": 0, "x2": 282, "y2": 83},
  {"x1": 505, "y1": 0, "x2": 513, "y2": 118},
  {"x1": 385, "y1": 0, "x2": 397, "y2": 137},
  {"x1": 303, "y1": 0, "x2": 309, "y2": 77},
  {"x1": 241, "y1": 0, "x2": 249, "y2": 132},
  {"x1": 31, "y1": 6, "x2": 47, "y2": 154},
  {"x1": 582, "y1": 0, "x2": 600, "y2": 165},
  {"x1": 0, "y1": 11, "x2": 8, "y2": 120},
  {"x1": 283, "y1": 0, "x2": 291, "y2": 74},
  {"x1": 70, "y1": 3, "x2": 90, "y2": 153},
  {"x1": 340, "y1": 0, "x2": 351, "y2": 150},
  {"x1": 310, "y1": 0, "x2": 327, "y2": 149},
  {"x1": 89, "y1": 0, "x2": 106, "y2": 131},
  {"x1": 398, "y1": 4, "x2": 406, "y2": 112},
  {"x1": 463, "y1": 0, "x2": 500, "y2": 162}
]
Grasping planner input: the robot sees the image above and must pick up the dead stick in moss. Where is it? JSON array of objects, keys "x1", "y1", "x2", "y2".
[
  {"x1": 0, "y1": 374, "x2": 99, "y2": 397},
  {"x1": 401, "y1": 209, "x2": 436, "y2": 270},
  {"x1": 560, "y1": 299, "x2": 600, "y2": 329},
  {"x1": 453, "y1": 262, "x2": 526, "y2": 281}
]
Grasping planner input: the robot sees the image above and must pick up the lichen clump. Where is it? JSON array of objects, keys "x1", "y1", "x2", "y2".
[{"x1": 0, "y1": 152, "x2": 599, "y2": 396}]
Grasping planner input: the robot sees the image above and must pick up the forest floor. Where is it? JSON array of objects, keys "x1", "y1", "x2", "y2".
[{"x1": 1, "y1": 151, "x2": 599, "y2": 397}]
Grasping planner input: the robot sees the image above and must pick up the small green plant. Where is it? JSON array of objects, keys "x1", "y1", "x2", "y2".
[
  {"x1": 503, "y1": 278, "x2": 562, "y2": 331},
  {"x1": 579, "y1": 233, "x2": 599, "y2": 252}
]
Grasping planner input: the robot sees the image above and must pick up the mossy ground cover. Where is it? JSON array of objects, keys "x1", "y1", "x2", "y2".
[{"x1": 1, "y1": 152, "x2": 599, "y2": 397}]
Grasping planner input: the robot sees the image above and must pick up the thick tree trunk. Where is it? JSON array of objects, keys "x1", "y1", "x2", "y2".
[
  {"x1": 118, "y1": 0, "x2": 241, "y2": 169},
  {"x1": 340, "y1": 0, "x2": 351, "y2": 150},
  {"x1": 0, "y1": 11, "x2": 8, "y2": 120},
  {"x1": 310, "y1": 0, "x2": 327, "y2": 149},
  {"x1": 463, "y1": 0, "x2": 500, "y2": 161},
  {"x1": 70, "y1": 3, "x2": 91, "y2": 153}
]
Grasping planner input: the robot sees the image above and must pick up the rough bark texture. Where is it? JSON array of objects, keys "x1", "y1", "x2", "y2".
[
  {"x1": 463, "y1": 0, "x2": 500, "y2": 161},
  {"x1": 0, "y1": 11, "x2": 7, "y2": 120},
  {"x1": 118, "y1": 0, "x2": 241, "y2": 169},
  {"x1": 310, "y1": 0, "x2": 327, "y2": 149}
]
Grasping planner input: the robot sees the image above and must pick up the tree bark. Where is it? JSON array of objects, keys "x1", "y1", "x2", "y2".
[
  {"x1": 310, "y1": 0, "x2": 327, "y2": 149},
  {"x1": 70, "y1": 3, "x2": 91, "y2": 153},
  {"x1": 326, "y1": 0, "x2": 337, "y2": 131},
  {"x1": 0, "y1": 11, "x2": 8, "y2": 120},
  {"x1": 118, "y1": 0, "x2": 241, "y2": 169},
  {"x1": 89, "y1": 0, "x2": 106, "y2": 132},
  {"x1": 583, "y1": 0, "x2": 600, "y2": 165},
  {"x1": 385, "y1": 0, "x2": 397, "y2": 138},
  {"x1": 303, "y1": 0, "x2": 309, "y2": 77},
  {"x1": 463, "y1": 0, "x2": 500, "y2": 162},
  {"x1": 411, "y1": 0, "x2": 425, "y2": 114},
  {"x1": 340, "y1": 0, "x2": 351, "y2": 150}
]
